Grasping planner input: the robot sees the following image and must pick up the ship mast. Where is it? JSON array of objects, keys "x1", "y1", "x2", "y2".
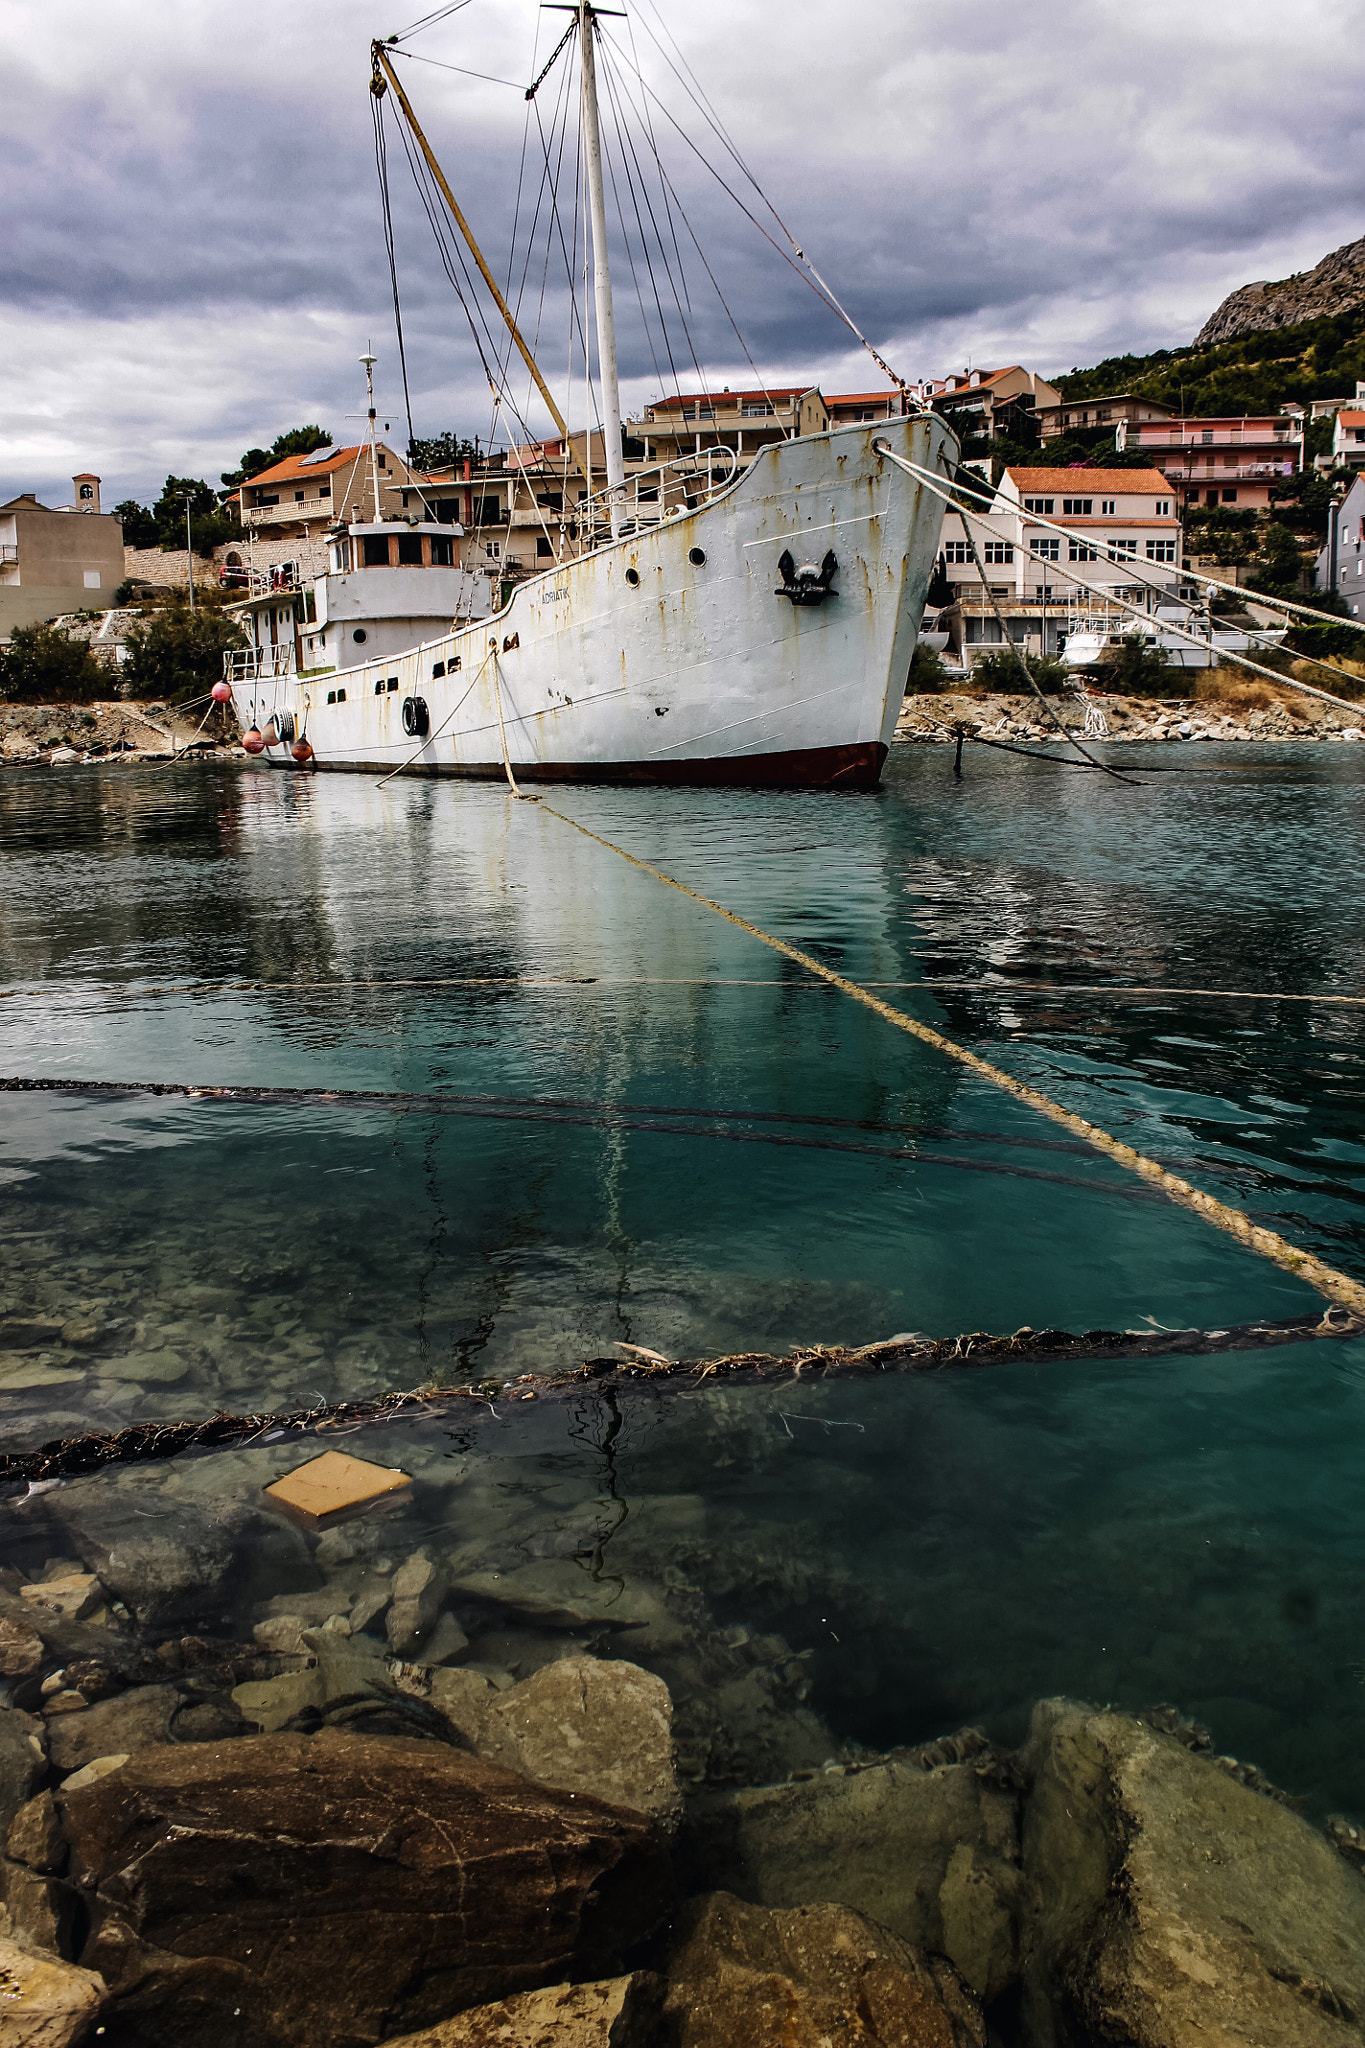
[{"x1": 575, "y1": 4, "x2": 626, "y2": 538}]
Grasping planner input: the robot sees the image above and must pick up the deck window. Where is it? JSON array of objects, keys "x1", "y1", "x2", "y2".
[
  {"x1": 430, "y1": 535, "x2": 453, "y2": 566},
  {"x1": 397, "y1": 533, "x2": 423, "y2": 566},
  {"x1": 363, "y1": 536, "x2": 390, "y2": 567}
]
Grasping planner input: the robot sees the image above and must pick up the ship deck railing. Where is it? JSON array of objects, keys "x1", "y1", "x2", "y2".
[{"x1": 223, "y1": 646, "x2": 297, "y2": 683}]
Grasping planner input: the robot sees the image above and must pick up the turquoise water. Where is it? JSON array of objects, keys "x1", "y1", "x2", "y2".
[{"x1": 2, "y1": 749, "x2": 1364, "y2": 1814}]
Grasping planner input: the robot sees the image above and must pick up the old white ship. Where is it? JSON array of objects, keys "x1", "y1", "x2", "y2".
[{"x1": 227, "y1": 10, "x2": 954, "y2": 791}]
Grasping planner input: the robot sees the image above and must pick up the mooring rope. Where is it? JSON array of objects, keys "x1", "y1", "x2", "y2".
[
  {"x1": 0, "y1": 1306, "x2": 1353, "y2": 1487},
  {"x1": 532, "y1": 803, "x2": 1365, "y2": 1318}
]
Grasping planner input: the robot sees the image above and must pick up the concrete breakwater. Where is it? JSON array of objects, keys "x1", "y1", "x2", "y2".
[{"x1": 897, "y1": 690, "x2": 1365, "y2": 747}]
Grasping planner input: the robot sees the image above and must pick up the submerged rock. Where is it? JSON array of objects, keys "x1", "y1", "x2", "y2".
[
  {"x1": 55, "y1": 1728, "x2": 670, "y2": 2047},
  {"x1": 660, "y1": 1892, "x2": 984, "y2": 2048},
  {"x1": 0, "y1": 1934, "x2": 106, "y2": 2048},
  {"x1": 44, "y1": 1684, "x2": 183, "y2": 1777},
  {"x1": 380, "y1": 1972, "x2": 663, "y2": 2047},
  {"x1": 0, "y1": 1703, "x2": 45, "y2": 1834},
  {"x1": 480, "y1": 1657, "x2": 681, "y2": 1830},
  {"x1": 55, "y1": 1496, "x2": 236, "y2": 1629},
  {"x1": 1020, "y1": 1699, "x2": 1365, "y2": 2047},
  {"x1": 719, "y1": 1747, "x2": 1022, "y2": 2004}
]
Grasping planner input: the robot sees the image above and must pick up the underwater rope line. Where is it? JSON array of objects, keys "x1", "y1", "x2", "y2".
[
  {"x1": 530, "y1": 802, "x2": 1365, "y2": 1319},
  {"x1": 0, "y1": 1305, "x2": 1354, "y2": 1489},
  {"x1": 4, "y1": 977, "x2": 1365, "y2": 1006}
]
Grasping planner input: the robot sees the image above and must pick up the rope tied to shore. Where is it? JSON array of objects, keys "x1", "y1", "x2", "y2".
[{"x1": 532, "y1": 801, "x2": 1365, "y2": 1320}]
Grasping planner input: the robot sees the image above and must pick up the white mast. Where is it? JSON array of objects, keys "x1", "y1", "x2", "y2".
[
  {"x1": 578, "y1": 5, "x2": 625, "y2": 538},
  {"x1": 360, "y1": 348, "x2": 384, "y2": 522}
]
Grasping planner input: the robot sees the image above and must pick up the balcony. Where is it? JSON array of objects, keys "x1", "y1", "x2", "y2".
[
  {"x1": 1158, "y1": 462, "x2": 1296, "y2": 482},
  {"x1": 243, "y1": 496, "x2": 334, "y2": 527},
  {"x1": 0, "y1": 544, "x2": 16, "y2": 565}
]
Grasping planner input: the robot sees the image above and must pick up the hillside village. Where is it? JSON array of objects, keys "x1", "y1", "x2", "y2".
[{"x1": 7, "y1": 236, "x2": 1365, "y2": 711}]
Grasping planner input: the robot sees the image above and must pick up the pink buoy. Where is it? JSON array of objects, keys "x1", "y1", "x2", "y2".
[
  {"x1": 242, "y1": 727, "x2": 266, "y2": 756},
  {"x1": 211, "y1": 680, "x2": 233, "y2": 704},
  {"x1": 291, "y1": 738, "x2": 315, "y2": 766}
]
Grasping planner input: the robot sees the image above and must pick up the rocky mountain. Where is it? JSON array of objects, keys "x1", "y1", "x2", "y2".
[{"x1": 1197, "y1": 234, "x2": 1365, "y2": 346}]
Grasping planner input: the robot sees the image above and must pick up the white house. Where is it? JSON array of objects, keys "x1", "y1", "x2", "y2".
[{"x1": 936, "y1": 465, "x2": 1184, "y2": 664}]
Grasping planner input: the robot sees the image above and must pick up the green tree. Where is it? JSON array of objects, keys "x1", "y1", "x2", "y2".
[
  {"x1": 966, "y1": 645, "x2": 1070, "y2": 692},
  {"x1": 120, "y1": 598, "x2": 246, "y2": 704},
  {"x1": 408, "y1": 432, "x2": 477, "y2": 472},
  {"x1": 1246, "y1": 521, "x2": 1307, "y2": 600},
  {"x1": 219, "y1": 425, "x2": 331, "y2": 492},
  {"x1": 1098, "y1": 633, "x2": 1173, "y2": 697},
  {"x1": 0, "y1": 622, "x2": 106, "y2": 705},
  {"x1": 112, "y1": 499, "x2": 158, "y2": 549}
]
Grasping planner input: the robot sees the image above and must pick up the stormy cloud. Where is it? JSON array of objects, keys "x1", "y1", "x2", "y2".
[{"x1": 3, "y1": 0, "x2": 1364, "y2": 506}]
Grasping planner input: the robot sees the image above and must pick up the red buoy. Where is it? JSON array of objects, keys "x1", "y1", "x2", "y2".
[
  {"x1": 291, "y1": 738, "x2": 315, "y2": 766},
  {"x1": 243, "y1": 727, "x2": 266, "y2": 755},
  {"x1": 211, "y1": 679, "x2": 233, "y2": 704}
]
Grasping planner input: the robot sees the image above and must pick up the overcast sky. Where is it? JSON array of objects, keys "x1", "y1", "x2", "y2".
[{"x1": 4, "y1": 0, "x2": 1365, "y2": 508}]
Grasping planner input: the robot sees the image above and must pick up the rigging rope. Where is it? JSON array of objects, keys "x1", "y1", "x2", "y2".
[
  {"x1": 373, "y1": 88, "x2": 418, "y2": 470},
  {"x1": 528, "y1": 802, "x2": 1365, "y2": 1320},
  {"x1": 898, "y1": 450, "x2": 1365, "y2": 709}
]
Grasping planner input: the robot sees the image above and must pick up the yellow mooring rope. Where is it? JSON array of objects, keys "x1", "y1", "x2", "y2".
[{"x1": 535, "y1": 802, "x2": 1365, "y2": 1322}]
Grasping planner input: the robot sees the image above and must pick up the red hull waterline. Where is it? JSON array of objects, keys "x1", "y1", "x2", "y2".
[{"x1": 259, "y1": 740, "x2": 888, "y2": 791}]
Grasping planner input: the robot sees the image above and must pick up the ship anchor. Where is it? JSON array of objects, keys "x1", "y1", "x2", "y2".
[{"x1": 775, "y1": 548, "x2": 838, "y2": 606}]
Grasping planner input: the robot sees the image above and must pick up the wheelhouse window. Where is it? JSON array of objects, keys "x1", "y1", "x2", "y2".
[
  {"x1": 397, "y1": 533, "x2": 423, "y2": 566},
  {"x1": 430, "y1": 535, "x2": 453, "y2": 566},
  {"x1": 363, "y1": 536, "x2": 390, "y2": 567}
]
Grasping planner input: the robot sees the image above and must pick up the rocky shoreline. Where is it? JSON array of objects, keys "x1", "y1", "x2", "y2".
[
  {"x1": 2, "y1": 1461, "x2": 1363, "y2": 2048},
  {"x1": 0, "y1": 701, "x2": 238, "y2": 768},
  {"x1": 896, "y1": 689, "x2": 1365, "y2": 747}
]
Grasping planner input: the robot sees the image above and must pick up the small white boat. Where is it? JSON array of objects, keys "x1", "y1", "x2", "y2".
[{"x1": 1059, "y1": 602, "x2": 1288, "y2": 672}]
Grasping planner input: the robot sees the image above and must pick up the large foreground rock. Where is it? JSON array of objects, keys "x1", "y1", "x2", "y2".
[
  {"x1": 380, "y1": 1973, "x2": 661, "y2": 2046},
  {"x1": 721, "y1": 1752, "x2": 1022, "y2": 2002},
  {"x1": 54, "y1": 1729, "x2": 670, "y2": 2048},
  {"x1": 661, "y1": 1892, "x2": 985, "y2": 2047},
  {"x1": 433, "y1": 1656, "x2": 680, "y2": 1828},
  {"x1": 0, "y1": 1935, "x2": 106, "y2": 2048},
  {"x1": 1021, "y1": 1699, "x2": 1365, "y2": 2047}
]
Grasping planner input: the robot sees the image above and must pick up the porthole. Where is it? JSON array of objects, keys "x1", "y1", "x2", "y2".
[
  {"x1": 387, "y1": 677, "x2": 398, "y2": 692},
  {"x1": 688, "y1": 547, "x2": 706, "y2": 566},
  {"x1": 326, "y1": 690, "x2": 336, "y2": 705},
  {"x1": 432, "y1": 661, "x2": 446, "y2": 679},
  {"x1": 625, "y1": 567, "x2": 640, "y2": 587},
  {"x1": 335, "y1": 688, "x2": 346, "y2": 703},
  {"x1": 353, "y1": 628, "x2": 367, "y2": 644},
  {"x1": 374, "y1": 680, "x2": 384, "y2": 696}
]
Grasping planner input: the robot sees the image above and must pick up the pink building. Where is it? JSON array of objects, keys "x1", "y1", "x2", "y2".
[{"x1": 1126, "y1": 414, "x2": 1303, "y2": 511}]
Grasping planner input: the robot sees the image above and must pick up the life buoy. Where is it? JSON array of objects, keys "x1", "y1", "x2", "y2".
[{"x1": 402, "y1": 696, "x2": 429, "y2": 737}]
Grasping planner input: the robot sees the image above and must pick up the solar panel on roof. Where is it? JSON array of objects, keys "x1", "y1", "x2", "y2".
[{"x1": 299, "y1": 444, "x2": 338, "y2": 466}]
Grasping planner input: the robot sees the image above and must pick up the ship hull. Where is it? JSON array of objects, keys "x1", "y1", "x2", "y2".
[{"x1": 231, "y1": 415, "x2": 954, "y2": 791}]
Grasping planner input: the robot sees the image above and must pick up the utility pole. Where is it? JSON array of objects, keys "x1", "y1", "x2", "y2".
[{"x1": 185, "y1": 494, "x2": 195, "y2": 613}]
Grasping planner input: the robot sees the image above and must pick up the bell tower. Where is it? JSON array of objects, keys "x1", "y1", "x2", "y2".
[{"x1": 73, "y1": 473, "x2": 101, "y2": 515}]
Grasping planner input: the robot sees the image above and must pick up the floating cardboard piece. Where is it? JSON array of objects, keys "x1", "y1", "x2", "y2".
[{"x1": 264, "y1": 1450, "x2": 412, "y2": 1530}]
